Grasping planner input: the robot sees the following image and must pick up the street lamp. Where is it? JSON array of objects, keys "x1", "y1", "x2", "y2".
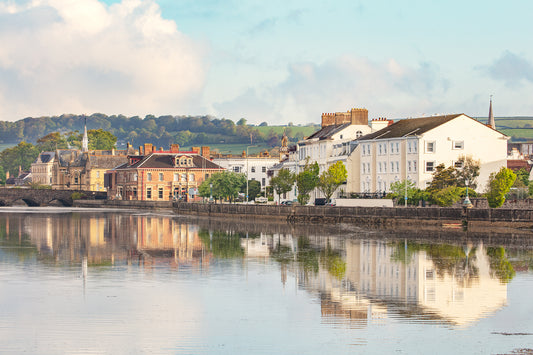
[
  {"x1": 463, "y1": 179, "x2": 472, "y2": 208},
  {"x1": 246, "y1": 145, "x2": 256, "y2": 203},
  {"x1": 209, "y1": 182, "x2": 213, "y2": 202}
]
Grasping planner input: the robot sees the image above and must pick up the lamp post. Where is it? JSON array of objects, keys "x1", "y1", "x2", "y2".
[
  {"x1": 209, "y1": 182, "x2": 213, "y2": 202},
  {"x1": 246, "y1": 145, "x2": 256, "y2": 203},
  {"x1": 463, "y1": 179, "x2": 472, "y2": 208}
]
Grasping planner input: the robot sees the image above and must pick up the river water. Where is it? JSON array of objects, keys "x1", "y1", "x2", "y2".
[{"x1": 1, "y1": 207, "x2": 533, "y2": 354}]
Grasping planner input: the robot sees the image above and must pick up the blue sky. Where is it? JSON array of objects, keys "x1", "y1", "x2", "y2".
[{"x1": 0, "y1": 0, "x2": 532, "y2": 124}]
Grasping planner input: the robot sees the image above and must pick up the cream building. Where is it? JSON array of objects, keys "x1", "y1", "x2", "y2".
[
  {"x1": 348, "y1": 114, "x2": 509, "y2": 194},
  {"x1": 31, "y1": 152, "x2": 55, "y2": 185}
]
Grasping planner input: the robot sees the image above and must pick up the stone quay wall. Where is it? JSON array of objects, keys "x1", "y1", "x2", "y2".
[{"x1": 172, "y1": 202, "x2": 533, "y2": 229}]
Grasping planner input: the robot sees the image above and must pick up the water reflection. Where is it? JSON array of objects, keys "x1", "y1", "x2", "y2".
[{"x1": 0, "y1": 210, "x2": 524, "y2": 329}]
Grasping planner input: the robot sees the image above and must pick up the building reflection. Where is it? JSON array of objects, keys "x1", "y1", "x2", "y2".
[
  {"x1": 0, "y1": 212, "x2": 514, "y2": 327},
  {"x1": 280, "y1": 238, "x2": 509, "y2": 327},
  {"x1": 0, "y1": 213, "x2": 211, "y2": 269}
]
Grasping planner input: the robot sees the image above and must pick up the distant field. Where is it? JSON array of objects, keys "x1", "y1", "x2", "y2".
[
  {"x1": 474, "y1": 117, "x2": 533, "y2": 141},
  {"x1": 181, "y1": 143, "x2": 272, "y2": 155},
  {"x1": 0, "y1": 144, "x2": 15, "y2": 152},
  {"x1": 255, "y1": 125, "x2": 319, "y2": 138}
]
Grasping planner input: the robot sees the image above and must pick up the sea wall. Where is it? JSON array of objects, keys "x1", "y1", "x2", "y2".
[{"x1": 171, "y1": 202, "x2": 533, "y2": 230}]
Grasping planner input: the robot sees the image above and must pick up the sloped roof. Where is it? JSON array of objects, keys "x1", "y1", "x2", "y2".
[
  {"x1": 87, "y1": 155, "x2": 128, "y2": 169},
  {"x1": 306, "y1": 123, "x2": 351, "y2": 141},
  {"x1": 118, "y1": 153, "x2": 224, "y2": 170},
  {"x1": 358, "y1": 114, "x2": 464, "y2": 140},
  {"x1": 35, "y1": 152, "x2": 55, "y2": 164}
]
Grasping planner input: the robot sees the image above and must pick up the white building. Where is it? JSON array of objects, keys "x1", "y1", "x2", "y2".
[
  {"x1": 31, "y1": 151, "x2": 55, "y2": 186},
  {"x1": 347, "y1": 113, "x2": 509, "y2": 194},
  {"x1": 213, "y1": 154, "x2": 280, "y2": 192},
  {"x1": 270, "y1": 108, "x2": 379, "y2": 202}
]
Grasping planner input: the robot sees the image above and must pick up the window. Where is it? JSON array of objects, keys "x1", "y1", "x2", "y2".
[
  {"x1": 181, "y1": 173, "x2": 187, "y2": 182},
  {"x1": 233, "y1": 166, "x2": 241, "y2": 173},
  {"x1": 147, "y1": 187, "x2": 152, "y2": 199},
  {"x1": 408, "y1": 141, "x2": 412, "y2": 153},
  {"x1": 383, "y1": 162, "x2": 387, "y2": 173},
  {"x1": 413, "y1": 161, "x2": 417, "y2": 172},
  {"x1": 262, "y1": 178, "x2": 265, "y2": 186},
  {"x1": 408, "y1": 161, "x2": 412, "y2": 172},
  {"x1": 158, "y1": 187, "x2": 163, "y2": 199},
  {"x1": 262, "y1": 166, "x2": 266, "y2": 173},
  {"x1": 363, "y1": 163, "x2": 366, "y2": 174},
  {"x1": 356, "y1": 131, "x2": 363, "y2": 138},
  {"x1": 96, "y1": 171, "x2": 100, "y2": 178},
  {"x1": 395, "y1": 161, "x2": 399, "y2": 173},
  {"x1": 390, "y1": 142, "x2": 394, "y2": 154},
  {"x1": 453, "y1": 141, "x2": 464, "y2": 149},
  {"x1": 189, "y1": 174, "x2": 195, "y2": 182},
  {"x1": 396, "y1": 142, "x2": 399, "y2": 153},
  {"x1": 377, "y1": 162, "x2": 381, "y2": 173},
  {"x1": 251, "y1": 167, "x2": 255, "y2": 173},
  {"x1": 425, "y1": 161, "x2": 435, "y2": 172},
  {"x1": 426, "y1": 141, "x2": 435, "y2": 153},
  {"x1": 159, "y1": 173, "x2": 163, "y2": 181},
  {"x1": 454, "y1": 160, "x2": 464, "y2": 169},
  {"x1": 379, "y1": 144, "x2": 382, "y2": 155},
  {"x1": 174, "y1": 173, "x2": 179, "y2": 182},
  {"x1": 133, "y1": 173, "x2": 137, "y2": 181},
  {"x1": 147, "y1": 172, "x2": 152, "y2": 181},
  {"x1": 413, "y1": 141, "x2": 418, "y2": 153},
  {"x1": 390, "y1": 162, "x2": 394, "y2": 173}
]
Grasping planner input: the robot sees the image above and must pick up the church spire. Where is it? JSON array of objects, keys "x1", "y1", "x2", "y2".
[
  {"x1": 487, "y1": 95, "x2": 495, "y2": 129},
  {"x1": 82, "y1": 116, "x2": 89, "y2": 152}
]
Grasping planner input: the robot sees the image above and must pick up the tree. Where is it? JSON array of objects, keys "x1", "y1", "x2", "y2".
[
  {"x1": 241, "y1": 179, "x2": 261, "y2": 201},
  {"x1": 296, "y1": 160, "x2": 319, "y2": 205},
  {"x1": 237, "y1": 118, "x2": 247, "y2": 126},
  {"x1": 455, "y1": 155, "x2": 481, "y2": 189},
  {"x1": 36, "y1": 132, "x2": 68, "y2": 151},
  {"x1": 207, "y1": 171, "x2": 246, "y2": 203},
  {"x1": 270, "y1": 168, "x2": 295, "y2": 203},
  {"x1": 426, "y1": 164, "x2": 457, "y2": 195},
  {"x1": 88, "y1": 129, "x2": 117, "y2": 150},
  {"x1": 431, "y1": 186, "x2": 464, "y2": 207},
  {"x1": 486, "y1": 167, "x2": 516, "y2": 208},
  {"x1": 389, "y1": 179, "x2": 422, "y2": 205},
  {"x1": 318, "y1": 161, "x2": 347, "y2": 203},
  {"x1": 514, "y1": 168, "x2": 530, "y2": 187},
  {"x1": 0, "y1": 142, "x2": 39, "y2": 176}
]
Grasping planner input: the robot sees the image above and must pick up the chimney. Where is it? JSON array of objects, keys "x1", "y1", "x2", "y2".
[
  {"x1": 139, "y1": 146, "x2": 144, "y2": 155},
  {"x1": 350, "y1": 108, "x2": 369, "y2": 125},
  {"x1": 112, "y1": 148, "x2": 115, "y2": 156},
  {"x1": 170, "y1": 144, "x2": 180, "y2": 153},
  {"x1": 201, "y1": 146, "x2": 210, "y2": 158},
  {"x1": 144, "y1": 143, "x2": 153, "y2": 155},
  {"x1": 371, "y1": 117, "x2": 392, "y2": 132},
  {"x1": 192, "y1": 147, "x2": 200, "y2": 154}
]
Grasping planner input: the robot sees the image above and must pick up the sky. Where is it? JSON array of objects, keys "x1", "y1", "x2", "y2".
[{"x1": 0, "y1": 0, "x2": 532, "y2": 125}]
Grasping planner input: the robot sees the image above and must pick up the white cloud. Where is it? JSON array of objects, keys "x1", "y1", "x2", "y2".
[
  {"x1": 213, "y1": 55, "x2": 451, "y2": 124},
  {"x1": 0, "y1": 0, "x2": 207, "y2": 121}
]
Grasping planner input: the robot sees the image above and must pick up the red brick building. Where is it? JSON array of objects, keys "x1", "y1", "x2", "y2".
[{"x1": 105, "y1": 144, "x2": 224, "y2": 201}]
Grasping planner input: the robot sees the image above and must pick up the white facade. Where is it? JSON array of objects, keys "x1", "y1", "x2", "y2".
[
  {"x1": 31, "y1": 152, "x2": 55, "y2": 186},
  {"x1": 348, "y1": 114, "x2": 508, "y2": 194},
  {"x1": 213, "y1": 156, "x2": 279, "y2": 190}
]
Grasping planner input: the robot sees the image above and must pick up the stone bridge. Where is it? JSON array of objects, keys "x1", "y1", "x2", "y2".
[{"x1": 0, "y1": 188, "x2": 107, "y2": 207}]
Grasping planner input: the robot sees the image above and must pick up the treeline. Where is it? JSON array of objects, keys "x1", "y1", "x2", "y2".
[{"x1": 0, "y1": 114, "x2": 318, "y2": 148}]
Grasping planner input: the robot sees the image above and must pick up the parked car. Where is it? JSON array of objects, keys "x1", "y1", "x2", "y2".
[
  {"x1": 280, "y1": 200, "x2": 293, "y2": 205},
  {"x1": 255, "y1": 196, "x2": 268, "y2": 203},
  {"x1": 314, "y1": 198, "x2": 326, "y2": 206}
]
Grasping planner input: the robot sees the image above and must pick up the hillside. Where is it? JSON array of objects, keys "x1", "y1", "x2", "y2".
[{"x1": 0, "y1": 114, "x2": 321, "y2": 154}]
